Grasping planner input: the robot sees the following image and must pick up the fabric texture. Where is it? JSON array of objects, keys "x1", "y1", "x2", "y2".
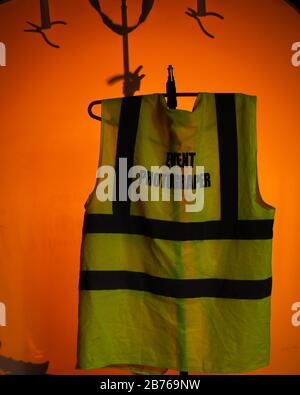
[{"x1": 77, "y1": 93, "x2": 275, "y2": 374}]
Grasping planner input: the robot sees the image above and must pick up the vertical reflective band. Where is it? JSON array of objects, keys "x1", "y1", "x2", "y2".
[
  {"x1": 215, "y1": 94, "x2": 238, "y2": 224},
  {"x1": 113, "y1": 96, "x2": 142, "y2": 217}
]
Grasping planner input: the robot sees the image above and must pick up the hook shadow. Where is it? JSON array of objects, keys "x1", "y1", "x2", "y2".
[
  {"x1": 24, "y1": 0, "x2": 67, "y2": 48},
  {"x1": 186, "y1": 0, "x2": 224, "y2": 39},
  {"x1": 89, "y1": 0, "x2": 154, "y2": 96}
]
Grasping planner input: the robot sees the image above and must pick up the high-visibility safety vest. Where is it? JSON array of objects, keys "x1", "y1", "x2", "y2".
[{"x1": 77, "y1": 93, "x2": 275, "y2": 375}]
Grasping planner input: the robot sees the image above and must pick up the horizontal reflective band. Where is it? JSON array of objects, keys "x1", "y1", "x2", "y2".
[
  {"x1": 83, "y1": 214, "x2": 274, "y2": 240},
  {"x1": 79, "y1": 271, "x2": 272, "y2": 299}
]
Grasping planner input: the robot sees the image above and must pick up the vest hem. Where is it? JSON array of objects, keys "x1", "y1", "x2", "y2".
[{"x1": 76, "y1": 358, "x2": 270, "y2": 375}]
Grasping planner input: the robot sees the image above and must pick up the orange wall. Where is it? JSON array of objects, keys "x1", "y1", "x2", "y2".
[{"x1": 0, "y1": 0, "x2": 299, "y2": 374}]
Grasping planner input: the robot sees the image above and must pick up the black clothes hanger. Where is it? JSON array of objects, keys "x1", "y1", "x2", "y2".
[
  {"x1": 88, "y1": 65, "x2": 199, "y2": 121},
  {"x1": 24, "y1": 0, "x2": 67, "y2": 48}
]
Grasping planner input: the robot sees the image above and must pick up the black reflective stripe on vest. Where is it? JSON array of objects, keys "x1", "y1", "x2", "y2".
[
  {"x1": 113, "y1": 96, "x2": 142, "y2": 217},
  {"x1": 79, "y1": 271, "x2": 272, "y2": 300},
  {"x1": 83, "y1": 214, "x2": 273, "y2": 240},
  {"x1": 83, "y1": 93, "x2": 274, "y2": 240},
  {"x1": 215, "y1": 93, "x2": 238, "y2": 223}
]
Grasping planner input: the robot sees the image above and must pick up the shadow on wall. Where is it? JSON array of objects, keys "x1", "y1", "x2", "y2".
[
  {"x1": 284, "y1": 0, "x2": 300, "y2": 12},
  {"x1": 89, "y1": 0, "x2": 155, "y2": 97},
  {"x1": 0, "y1": 355, "x2": 49, "y2": 375},
  {"x1": 24, "y1": 0, "x2": 67, "y2": 48},
  {"x1": 185, "y1": 0, "x2": 224, "y2": 39}
]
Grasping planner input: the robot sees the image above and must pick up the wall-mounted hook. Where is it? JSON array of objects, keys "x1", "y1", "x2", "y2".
[
  {"x1": 186, "y1": 0, "x2": 224, "y2": 39},
  {"x1": 24, "y1": 0, "x2": 67, "y2": 48}
]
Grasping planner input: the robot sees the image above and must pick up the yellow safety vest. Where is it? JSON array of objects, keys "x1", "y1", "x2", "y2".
[{"x1": 77, "y1": 93, "x2": 275, "y2": 374}]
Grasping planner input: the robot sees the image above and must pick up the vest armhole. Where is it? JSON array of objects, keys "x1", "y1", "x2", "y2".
[
  {"x1": 236, "y1": 93, "x2": 275, "y2": 218},
  {"x1": 255, "y1": 151, "x2": 276, "y2": 212},
  {"x1": 253, "y1": 96, "x2": 275, "y2": 213}
]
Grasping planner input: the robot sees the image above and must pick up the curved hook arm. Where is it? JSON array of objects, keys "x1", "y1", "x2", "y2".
[
  {"x1": 24, "y1": 20, "x2": 67, "y2": 48},
  {"x1": 185, "y1": 10, "x2": 213, "y2": 38},
  {"x1": 205, "y1": 11, "x2": 224, "y2": 19},
  {"x1": 88, "y1": 100, "x2": 102, "y2": 121},
  {"x1": 89, "y1": 0, "x2": 154, "y2": 35},
  {"x1": 186, "y1": 7, "x2": 224, "y2": 39}
]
